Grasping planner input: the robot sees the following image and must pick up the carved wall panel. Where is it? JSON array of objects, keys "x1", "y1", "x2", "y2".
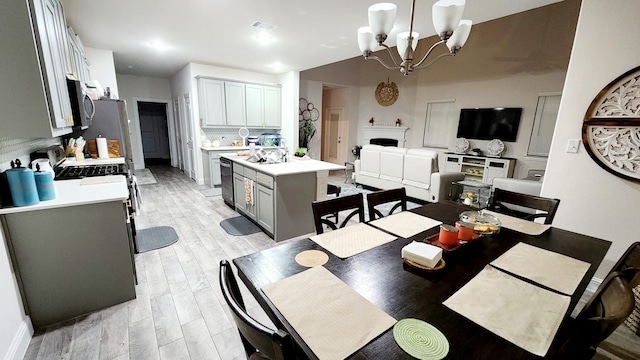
[{"x1": 583, "y1": 66, "x2": 640, "y2": 182}]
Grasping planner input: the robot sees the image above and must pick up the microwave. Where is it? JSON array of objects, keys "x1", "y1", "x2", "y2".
[{"x1": 66, "y1": 78, "x2": 95, "y2": 128}]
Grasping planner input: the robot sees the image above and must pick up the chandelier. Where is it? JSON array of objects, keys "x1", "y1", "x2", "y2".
[{"x1": 358, "y1": 0, "x2": 472, "y2": 76}]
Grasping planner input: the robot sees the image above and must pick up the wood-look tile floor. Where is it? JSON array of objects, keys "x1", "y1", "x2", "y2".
[
  {"x1": 21, "y1": 165, "x2": 639, "y2": 360},
  {"x1": 23, "y1": 165, "x2": 295, "y2": 360}
]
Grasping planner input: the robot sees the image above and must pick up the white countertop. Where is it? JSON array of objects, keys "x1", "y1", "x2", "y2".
[
  {"x1": 200, "y1": 145, "x2": 278, "y2": 151},
  {"x1": 0, "y1": 176, "x2": 128, "y2": 215},
  {"x1": 220, "y1": 154, "x2": 345, "y2": 176}
]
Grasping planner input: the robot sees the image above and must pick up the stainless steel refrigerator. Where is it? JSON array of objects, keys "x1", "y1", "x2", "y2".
[{"x1": 82, "y1": 99, "x2": 134, "y2": 171}]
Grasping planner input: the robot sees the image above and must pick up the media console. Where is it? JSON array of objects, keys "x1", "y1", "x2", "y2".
[{"x1": 444, "y1": 153, "x2": 516, "y2": 185}]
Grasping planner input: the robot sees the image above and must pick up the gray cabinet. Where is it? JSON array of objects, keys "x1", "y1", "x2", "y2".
[
  {"x1": 256, "y1": 172, "x2": 274, "y2": 235},
  {"x1": 1, "y1": 0, "x2": 74, "y2": 137},
  {"x1": 233, "y1": 164, "x2": 256, "y2": 220},
  {"x1": 202, "y1": 149, "x2": 222, "y2": 187},
  {"x1": 197, "y1": 77, "x2": 281, "y2": 128},
  {"x1": 67, "y1": 26, "x2": 90, "y2": 84},
  {"x1": 198, "y1": 78, "x2": 226, "y2": 127},
  {"x1": 1, "y1": 201, "x2": 136, "y2": 329},
  {"x1": 224, "y1": 82, "x2": 246, "y2": 126}
]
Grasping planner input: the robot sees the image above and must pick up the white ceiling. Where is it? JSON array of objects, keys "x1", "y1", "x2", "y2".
[{"x1": 60, "y1": 0, "x2": 562, "y2": 78}]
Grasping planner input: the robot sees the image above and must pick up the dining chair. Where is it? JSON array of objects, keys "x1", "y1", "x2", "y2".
[
  {"x1": 311, "y1": 193, "x2": 365, "y2": 234},
  {"x1": 366, "y1": 188, "x2": 407, "y2": 221},
  {"x1": 552, "y1": 271, "x2": 635, "y2": 359},
  {"x1": 612, "y1": 242, "x2": 640, "y2": 287},
  {"x1": 487, "y1": 187, "x2": 560, "y2": 224},
  {"x1": 219, "y1": 260, "x2": 296, "y2": 360},
  {"x1": 324, "y1": 184, "x2": 342, "y2": 225}
]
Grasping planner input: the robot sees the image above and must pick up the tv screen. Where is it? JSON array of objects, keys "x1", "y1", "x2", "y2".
[{"x1": 456, "y1": 108, "x2": 522, "y2": 142}]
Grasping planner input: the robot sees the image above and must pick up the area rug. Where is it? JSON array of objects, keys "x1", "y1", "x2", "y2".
[
  {"x1": 200, "y1": 188, "x2": 222, "y2": 197},
  {"x1": 135, "y1": 168, "x2": 158, "y2": 185},
  {"x1": 220, "y1": 216, "x2": 262, "y2": 236},
  {"x1": 135, "y1": 226, "x2": 179, "y2": 253}
]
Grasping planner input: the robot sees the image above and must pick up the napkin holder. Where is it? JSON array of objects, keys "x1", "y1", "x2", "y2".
[{"x1": 402, "y1": 241, "x2": 443, "y2": 268}]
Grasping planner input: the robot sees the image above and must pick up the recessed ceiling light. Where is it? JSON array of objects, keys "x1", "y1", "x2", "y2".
[
  {"x1": 272, "y1": 62, "x2": 283, "y2": 71},
  {"x1": 256, "y1": 32, "x2": 273, "y2": 44},
  {"x1": 150, "y1": 41, "x2": 168, "y2": 50}
]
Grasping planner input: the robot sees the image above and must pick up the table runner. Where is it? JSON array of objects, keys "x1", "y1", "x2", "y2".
[
  {"x1": 483, "y1": 210, "x2": 551, "y2": 235},
  {"x1": 490, "y1": 242, "x2": 590, "y2": 295},
  {"x1": 261, "y1": 266, "x2": 397, "y2": 360},
  {"x1": 309, "y1": 223, "x2": 397, "y2": 258},
  {"x1": 369, "y1": 211, "x2": 442, "y2": 238},
  {"x1": 443, "y1": 265, "x2": 570, "y2": 357}
]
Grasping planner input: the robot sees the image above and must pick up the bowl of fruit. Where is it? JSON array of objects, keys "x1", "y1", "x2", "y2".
[{"x1": 459, "y1": 210, "x2": 501, "y2": 236}]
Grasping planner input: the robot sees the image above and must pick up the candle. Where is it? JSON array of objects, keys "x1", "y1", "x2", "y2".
[
  {"x1": 456, "y1": 221, "x2": 475, "y2": 241},
  {"x1": 438, "y1": 224, "x2": 459, "y2": 246}
]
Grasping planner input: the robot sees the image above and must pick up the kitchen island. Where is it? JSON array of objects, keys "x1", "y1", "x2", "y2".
[
  {"x1": 220, "y1": 154, "x2": 344, "y2": 241},
  {"x1": 0, "y1": 176, "x2": 136, "y2": 329}
]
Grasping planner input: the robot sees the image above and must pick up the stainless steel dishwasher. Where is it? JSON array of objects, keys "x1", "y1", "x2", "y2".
[{"x1": 220, "y1": 157, "x2": 234, "y2": 207}]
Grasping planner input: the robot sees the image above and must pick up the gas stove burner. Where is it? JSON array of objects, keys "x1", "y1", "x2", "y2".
[{"x1": 55, "y1": 163, "x2": 128, "y2": 180}]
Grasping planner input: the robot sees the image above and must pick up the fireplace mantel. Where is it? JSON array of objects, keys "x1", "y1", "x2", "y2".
[{"x1": 363, "y1": 126, "x2": 409, "y2": 147}]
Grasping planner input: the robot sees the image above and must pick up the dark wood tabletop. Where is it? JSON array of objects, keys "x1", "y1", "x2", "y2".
[{"x1": 233, "y1": 201, "x2": 611, "y2": 359}]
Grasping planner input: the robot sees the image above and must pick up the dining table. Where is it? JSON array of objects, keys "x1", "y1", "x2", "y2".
[{"x1": 232, "y1": 201, "x2": 611, "y2": 359}]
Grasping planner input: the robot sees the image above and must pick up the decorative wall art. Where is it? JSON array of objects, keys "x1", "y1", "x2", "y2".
[
  {"x1": 375, "y1": 78, "x2": 399, "y2": 106},
  {"x1": 583, "y1": 66, "x2": 640, "y2": 182},
  {"x1": 299, "y1": 98, "x2": 319, "y2": 149}
]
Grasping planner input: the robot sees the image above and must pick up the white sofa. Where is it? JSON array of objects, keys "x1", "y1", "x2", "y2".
[{"x1": 354, "y1": 145, "x2": 465, "y2": 202}]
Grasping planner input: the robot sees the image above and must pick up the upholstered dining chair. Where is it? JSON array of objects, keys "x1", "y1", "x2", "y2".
[
  {"x1": 612, "y1": 242, "x2": 640, "y2": 287},
  {"x1": 311, "y1": 193, "x2": 365, "y2": 234},
  {"x1": 366, "y1": 188, "x2": 407, "y2": 221},
  {"x1": 219, "y1": 260, "x2": 296, "y2": 360},
  {"x1": 488, "y1": 188, "x2": 560, "y2": 224},
  {"x1": 552, "y1": 271, "x2": 635, "y2": 359}
]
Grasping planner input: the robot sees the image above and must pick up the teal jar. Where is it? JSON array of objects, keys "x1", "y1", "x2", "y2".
[
  {"x1": 34, "y1": 171, "x2": 55, "y2": 201},
  {"x1": 6, "y1": 159, "x2": 39, "y2": 207}
]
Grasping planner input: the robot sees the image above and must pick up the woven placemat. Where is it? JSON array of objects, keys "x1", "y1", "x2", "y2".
[
  {"x1": 295, "y1": 250, "x2": 329, "y2": 267},
  {"x1": 393, "y1": 318, "x2": 449, "y2": 360}
]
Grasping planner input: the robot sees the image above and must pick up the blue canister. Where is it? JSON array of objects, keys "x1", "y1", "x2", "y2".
[
  {"x1": 6, "y1": 159, "x2": 39, "y2": 207},
  {"x1": 34, "y1": 168, "x2": 55, "y2": 201}
]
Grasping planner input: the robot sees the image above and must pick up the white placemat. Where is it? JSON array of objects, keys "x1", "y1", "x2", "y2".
[
  {"x1": 262, "y1": 266, "x2": 397, "y2": 360},
  {"x1": 483, "y1": 210, "x2": 551, "y2": 235},
  {"x1": 310, "y1": 223, "x2": 397, "y2": 258},
  {"x1": 444, "y1": 265, "x2": 570, "y2": 357},
  {"x1": 369, "y1": 211, "x2": 442, "y2": 238},
  {"x1": 490, "y1": 242, "x2": 590, "y2": 295}
]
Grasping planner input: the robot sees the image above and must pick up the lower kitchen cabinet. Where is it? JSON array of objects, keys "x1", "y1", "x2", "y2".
[
  {"x1": 233, "y1": 171, "x2": 256, "y2": 220},
  {"x1": 202, "y1": 149, "x2": 222, "y2": 187},
  {"x1": 256, "y1": 172, "x2": 274, "y2": 235},
  {"x1": 1, "y1": 201, "x2": 136, "y2": 329}
]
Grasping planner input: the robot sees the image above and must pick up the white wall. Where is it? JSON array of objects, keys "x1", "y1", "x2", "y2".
[
  {"x1": 277, "y1": 71, "x2": 300, "y2": 156},
  {"x1": 0, "y1": 229, "x2": 32, "y2": 360},
  {"x1": 84, "y1": 47, "x2": 119, "y2": 99},
  {"x1": 117, "y1": 74, "x2": 173, "y2": 170},
  {"x1": 542, "y1": 0, "x2": 640, "y2": 278}
]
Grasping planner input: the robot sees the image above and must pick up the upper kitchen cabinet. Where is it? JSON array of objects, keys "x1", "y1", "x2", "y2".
[
  {"x1": 197, "y1": 76, "x2": 281, "y2": 129},
  {"x1": 67, "y1": 27, "x2": 90, "y2": 85},
  {"x1": 198, "y1": 77, "x2": 226, "y2": 127},
  {"x1": 225, "y1": 82, "x2": 247, "y2": 127},
  {"x1": 246, "y1": 84, "x2": 281, "y2": 128},
  {"x1": 0, "y1": 0, "x2": 74, "y2": 138}
]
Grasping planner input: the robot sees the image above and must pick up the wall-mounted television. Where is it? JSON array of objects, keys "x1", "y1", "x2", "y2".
[{"x1": 456, "y1": 107, "x2": 522, "y2": 142}]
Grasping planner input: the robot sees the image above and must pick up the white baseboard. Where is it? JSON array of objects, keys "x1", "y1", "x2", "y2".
[{"x1": 4, "y1": 318, "x2": 33, "y2": 360}]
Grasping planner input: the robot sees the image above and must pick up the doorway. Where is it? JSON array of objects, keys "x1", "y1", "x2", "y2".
[
  {"x1": 322, "y1": 107, "x2": 348, "y2": 165},
  {"x1": 137, "y1": 101, "x2": 171, "y2": 165}
]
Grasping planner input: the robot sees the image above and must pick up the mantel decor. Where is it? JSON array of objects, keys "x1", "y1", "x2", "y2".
[
  {"x1": 583, "y1": 66, "x2": 640, "y2": 182},
  {"x1": 375, "y1": 78, "x2": 399, "y2": 106}
]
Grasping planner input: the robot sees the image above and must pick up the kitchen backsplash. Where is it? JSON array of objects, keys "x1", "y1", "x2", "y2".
[
  {"x1": 201, "y1": 128, "x2": 280, "y2": 146},
  {"x1": 0, "y1": 137, "x2": 60, "y2": 171}
]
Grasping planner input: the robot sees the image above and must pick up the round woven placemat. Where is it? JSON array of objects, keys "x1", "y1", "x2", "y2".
[
  {"x1": 393, "y1": 318, "x2": 449, "y2": 360},
  {"x1": 294, "y1": 250, "x2": 329, "y2": 267}
]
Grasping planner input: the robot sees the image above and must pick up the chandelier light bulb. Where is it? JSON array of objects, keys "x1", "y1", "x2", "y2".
[
  {"x1": 446, "y1": 19, "x2": 472, "y2": 53},
  {"x1": 358, "y1": 27, "x2": 376, "y2": 53},
  {"x1": 432, "y1": 0, "x2": 466, "y2": 39},
  {"x1": 396, "y1": 31, "x2": 419, "y2": 60},
  {"x1": 368, "y1": 3, "x2": 397, "y2": 39}
]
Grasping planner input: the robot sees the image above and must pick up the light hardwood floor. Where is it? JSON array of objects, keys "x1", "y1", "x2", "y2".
[
  {"x1": 23, "y1": 165, "x2": 291, "y2": 360},
  {"x1": 21, "y1": 165, "x2": 639, "y2": 359}
]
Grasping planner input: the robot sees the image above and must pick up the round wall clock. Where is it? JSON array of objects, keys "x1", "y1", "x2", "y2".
[
  {"x1": 375, "y1": 79, "x2": 399, "y2": 106},
  {"x1": 583, "y1": 65, "x2": 640, "y2": 182}
]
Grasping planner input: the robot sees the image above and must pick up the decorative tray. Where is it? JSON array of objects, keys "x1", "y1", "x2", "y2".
[
  {"x1": 404, "y1": 258, "x2": 446, "y2": 272},
  {"x1": 424, "y1": 233, "x2": 466, "y2": 252}
]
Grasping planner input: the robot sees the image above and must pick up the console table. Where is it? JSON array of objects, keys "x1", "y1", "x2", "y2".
[{"x1": 444, "y1": 153, "x2": 516, "y2": 184}]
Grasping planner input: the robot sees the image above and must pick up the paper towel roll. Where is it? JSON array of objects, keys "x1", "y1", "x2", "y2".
[{"x1": 97, "y1": 137, "x2": 109, "y2": 159}]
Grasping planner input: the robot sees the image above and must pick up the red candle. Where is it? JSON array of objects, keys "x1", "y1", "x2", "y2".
[{"x1": 439, "y1": 224, "x2": 459, "y2": 246}]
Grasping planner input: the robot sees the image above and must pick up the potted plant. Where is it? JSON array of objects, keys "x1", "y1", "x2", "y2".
[
  {"x1": 294, "y1": 148, "x2": 306, "y2": 157},
  {"x1": 299, "y1": 119, "x2": 316, "y2": 151}
]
